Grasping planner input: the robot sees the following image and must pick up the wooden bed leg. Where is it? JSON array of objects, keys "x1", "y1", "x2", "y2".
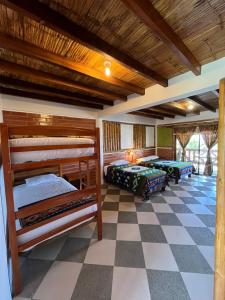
[
  {"x1": 97, "y1": 205, "x2": 102, "y2": 240},
  {"x1": 11, "y1": 246, "x2": 21, "y2": 296}
]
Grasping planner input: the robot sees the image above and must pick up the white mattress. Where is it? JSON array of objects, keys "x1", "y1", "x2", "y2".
[
  {"x1": 13, "y1": 176, "x2": 97, "y2": 246},
  {"x1": 10, "y1": 137, "x2": 95, "y2": 164}
]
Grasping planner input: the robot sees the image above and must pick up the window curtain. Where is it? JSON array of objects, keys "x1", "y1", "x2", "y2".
[
  {"x1": 133, "y1": 124, "x2": 146, "y2": 149},
  {"x1": 103, "y1": 121, "x2": 121, "y2": 152},
  {"x1": 175, "y1": 127, "x2": 195, "y2": 161},
  {"x1": 199, "y1": 124, "x2": 218, "y2": 176}
]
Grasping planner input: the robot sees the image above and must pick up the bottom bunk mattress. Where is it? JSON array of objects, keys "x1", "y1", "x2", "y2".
[
  {"x1": 139, "y1": 159, "x2": 194, "y2": 183},
  {"x1": 13, "y1": 176, "x2": 97, "y2": 246},
  {"x1": 105, "y1": 164, "x2": 167, "y2": 199}
]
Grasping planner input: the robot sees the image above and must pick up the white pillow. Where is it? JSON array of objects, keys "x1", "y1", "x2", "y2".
[
  {"x1": 142, "y1": 155, "x2": 159, "y2": 162},
  {"x1": 25, "y1": 174, "x2": 59, "y2": 186},
  {"x1": 110, "y1": 159, "x2": 129, "y2": 166}
]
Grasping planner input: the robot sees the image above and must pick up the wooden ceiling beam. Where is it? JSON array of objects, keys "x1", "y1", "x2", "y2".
[
  {"x1": 146, "y1": 108, "x2": 175, "y2": 118},
  {"x1": 140, "y1": 109, "x2": 174, "y2": 118},
  {"x1": 3, "y1": 0, "x2": 168, "y2": 87},
  {"x1": 130, "y1": 111, "x2": 164, "y2": 120},
  {"x1": 122, "y1": 0, "x2": 201, "y2": 75},
  {"x1": 0, "y1": 76, "x2": 113, "y2": 106},
  {"x1": 157, "y1": 104, "x2": 187, "y2": 116},
  {"x1": 0, "y1": 59, "x2": 126, "y2": 101},
  {"x1": 189, "y1": 96, "x2": 216, "y2": 112},
  {"x1": 0, "y1": 33, "x2": 144, "y2": 95},
  {"x1": 0, "y1": 87, "x2": 103, "y2": 109}
]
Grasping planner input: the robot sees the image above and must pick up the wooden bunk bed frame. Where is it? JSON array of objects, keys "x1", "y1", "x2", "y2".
[{"x1": 0, "y1": 123, "x2": 102, "y2": 296}]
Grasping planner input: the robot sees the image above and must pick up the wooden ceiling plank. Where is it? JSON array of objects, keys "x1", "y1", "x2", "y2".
[
  {"x1": 130, "y1": 111, "x2": 164, "y2": 120},
  {"x1": 157, "y1": 103, "x2": 187, "y2": 116},
  {"x1": 189, "y1": 96, "x2": 216, "y2": 112},
  {"x1": 121, "y1": 0, "x2": 201, "y2": 75},
  {"x1": 146, "y1": 108, "x2": 175, "y2": 118},
  {"x1": 0, "y1": 86, "x2": 103, "y2": 109},
  {"x1": 3, "y1": 0, "x2": 168, "y2": 87},
  {"x1": 0, "y1": 33, "x2": 145, "y2": 95},
  {"x1": 0, "y1": 59, "x2": 126, "y2": 101},
  {"x1": 140, "y1": 108, "x2": 174, "y2": 118},
  {"x1": 0, "y1": 76, "x2": 113, "y2": 106}
]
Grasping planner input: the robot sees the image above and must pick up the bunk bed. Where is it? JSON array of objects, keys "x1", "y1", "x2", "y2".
[
  {"x1": 137, "y1": 156, "x2": 194, "y2": 184},
  {"x1": 104, "y1": 161, "x2": 168, "y2": 199},
  {"x1": 0, "y1": 124, "x2": 102, "y2": 296}
]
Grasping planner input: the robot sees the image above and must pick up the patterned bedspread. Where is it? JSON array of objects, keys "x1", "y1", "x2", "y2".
[
  {"x1": 139, "y1": 159, "x2": 193, "y2": 183},
  {"x1": 105, "y1": 164, "x2": 167, "y2": 200}
]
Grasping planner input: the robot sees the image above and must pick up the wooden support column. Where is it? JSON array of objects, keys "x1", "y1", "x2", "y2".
[{"x1": 214, "y1": 78, "x2": 225, "y2": 299}]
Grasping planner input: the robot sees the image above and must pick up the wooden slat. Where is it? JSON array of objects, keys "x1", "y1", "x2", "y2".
[
  {"x1": 0, "y1": 59, "x2": 127, "y2": 101},
  {"x1": 121, "y1": 0, "x2": 201, "y2": 75},
  {"x1": 12, "y1": 155, "x2": 97, "y2": 171},
  {"x1": 8, "y1": 125, "x2": 96, "y2": 136},
  {"x1": 0, "y1": 33, "x2": 145, "y2": 95},
  {"x1": 147, "y1": 108, "x2": 175, "y2": 118},
  {"x1": 157, "y1": 104, "x2": 187, "y2": 116},
  {"x1": 140, "y1": 108, "x2": 174, "y2": 118},
  {"x1": 0, "y1": 76, "x2": 114, "y2": 106},
  {"x1": 0, "y1": 86, "x2": 104, "y2": 110},
  {"x1": 18, "y1": 211, "x2": 97, "y2": 252},
  {"x1": 130, "y1": 111, "x2": 164, "y2": 120},
  {"x1": 189, "y1": 96, "x2": 216, "y2": 112},
  {"x1": 214, "y1": 79, "x2": 225, "y2": 300},
  {"x1": 3, "y1": 0, "x2": 168, "y2": 87},
  {"x1": 15, "y1": 187, "x2": 96, "y2": 219},
  {"x1": 10, "y1": 143, "x2": 95, "y2": 152},
  {"x1": 17, "y1": 200, "x2": 96, "y2": 235}
]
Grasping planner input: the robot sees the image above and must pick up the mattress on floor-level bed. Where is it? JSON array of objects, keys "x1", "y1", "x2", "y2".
[
  {"x1": 13, "y1": 176, "x2": 97, "y2": 246},
  {"x1": 138, "y1": 159, "x2": 194, "y2": 179},
  {"x1": 10, "y1": 137, "x2": 95, "y2": 164},
  {"x1": 105, "y1": 164, "x2": 167, "y2": 199}
]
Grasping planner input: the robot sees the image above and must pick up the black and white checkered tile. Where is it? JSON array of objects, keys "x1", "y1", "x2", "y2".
[{"x1": 15, "y1": 175, "x2": 216, "y2": 300}]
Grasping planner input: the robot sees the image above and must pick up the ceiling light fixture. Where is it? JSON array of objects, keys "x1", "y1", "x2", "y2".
[
  {"x1": 188, "y1": 104, "x2": 194, "y2": 110},
  {"x1": 104, "y1": 61, "x2": 111, "y2": 76}
]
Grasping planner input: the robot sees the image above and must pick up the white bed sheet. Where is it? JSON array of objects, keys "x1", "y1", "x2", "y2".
[
  {"x1": 10, "y1": 137, "x2": 95, "y2": 164},
  {"x1": 13, "y1": 176, "x2": 97, "y2": 246}
]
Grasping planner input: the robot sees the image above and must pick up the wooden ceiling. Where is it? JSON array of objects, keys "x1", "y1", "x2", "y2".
[
  {"x1": 132, "y1": 90, "x2": 219, "y2": 119},
  {"x1": 0, "y1": 0, "x2": 225, "y2": 110}
]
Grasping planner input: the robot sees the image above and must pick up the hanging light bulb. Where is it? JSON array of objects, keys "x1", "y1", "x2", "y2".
[
  {"x1": 188, "y1": 104, "x2": 194, "y2": 110},
  {"x1": 104, "y1": 61, "x2": 111, "y2": 76}
]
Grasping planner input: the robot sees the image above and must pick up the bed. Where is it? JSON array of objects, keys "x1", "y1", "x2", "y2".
[
  {"x1": 13, "y1": 175, "x2": 97, "y2": 246},
  {"x1": 10, "y1": 136, "x2": 95, "y2": 164},
  {"x1": 0, "y1": 124, "x2": 102, "y2": 295},
  {"x1": 137, "y1": 156, "x2": 194, "y2": 184},
  {"x1": 104, "y1": 162, "x2": 167, "y2": 200}
]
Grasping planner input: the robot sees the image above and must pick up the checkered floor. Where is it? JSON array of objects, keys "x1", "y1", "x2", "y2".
[{"x1": 14, "y1": 175, "x2": 216, "y2": 300}]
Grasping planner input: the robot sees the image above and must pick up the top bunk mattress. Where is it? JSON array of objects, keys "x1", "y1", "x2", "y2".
[{"x1": 9, "y1": 137, "x2": 95, "y2": 164}]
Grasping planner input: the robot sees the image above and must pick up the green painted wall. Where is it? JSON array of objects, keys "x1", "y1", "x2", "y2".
[{"x1": 157, "y1": 127, "x2": 173, "y2": 147}]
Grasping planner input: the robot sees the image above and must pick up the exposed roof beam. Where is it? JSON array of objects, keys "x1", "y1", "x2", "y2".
[
  {"x1": 0, "y1": 87, "x2": 103, "y2": 109},
  {"x1": 130, "y1": 111, "x2": 164, "y2": 120},
  {"x1": 146, "y1": 108, "x2": 175, "y2": 118},
  {"x1": 140, "y1": 108, "x2": 174, "y2": 118},
  {"x1": 189, "y1": 96, "x2": 216, "y2": 112},
  {"x1": 122, "y1": 0, "x2": 201, "y2": 75},
  {"x1": 3, "y1": 0, "x2": 168, "y2": 87},
  {"x1": 0, "y1": 33, "x2": 144, "y2": 95},
  {"x1": 157, "y1": 104, "x2": 187, "y2": 116},
  {"x1": 0, "y1": 76, "x2": 113, "y2": 106},
  {"x1": 0, "y1": 59, "x2": 126, "y2": 101}
]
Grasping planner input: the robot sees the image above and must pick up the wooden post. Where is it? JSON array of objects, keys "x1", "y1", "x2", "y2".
[
  {"x1": 95, "y1": 128, "x2": 102, "y2": 240},
  {"x1": 0, "y1": 124, "x2": 21, "y2": 295},
  {"x1": 214, "y1": 78, "x2": 225, "y2": 300}
]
